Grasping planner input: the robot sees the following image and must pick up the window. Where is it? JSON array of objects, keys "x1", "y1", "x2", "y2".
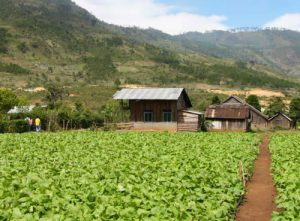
[
  {"x1": 144, "y1": 112, "x2": 153, "y2": 122},
  {"x1": 163, "y1": 111, "x2": 172, "y2": 122}
]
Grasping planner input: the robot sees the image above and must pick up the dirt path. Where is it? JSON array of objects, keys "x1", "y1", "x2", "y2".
[{"x1": 236, "y1": 135, "x2": 276, "y2": 221}]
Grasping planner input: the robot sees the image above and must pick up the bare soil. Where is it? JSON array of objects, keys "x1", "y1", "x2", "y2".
[
  {"x1": 207, "y1": 88, "x2": 285, "y2": 97},
  {"x1": 235, "y1": 135, "x2": 277, "y2": 221}
]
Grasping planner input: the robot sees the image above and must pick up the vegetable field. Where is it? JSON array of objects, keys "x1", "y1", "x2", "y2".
[
  {"x1": 270, "y1": 134, "x2": 300, "y2": 220},
  {"x1": 0, "y1": 132, "x2": 259, "y2": 220}
]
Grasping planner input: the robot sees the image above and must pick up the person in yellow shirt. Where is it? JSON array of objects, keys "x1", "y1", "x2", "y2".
[{"x1": 35, "y1": 118, "x2": 41, "y2": 132}]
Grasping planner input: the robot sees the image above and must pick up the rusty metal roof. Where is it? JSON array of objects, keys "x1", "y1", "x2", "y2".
[
  {"x1": 223, "y1": 95, "x2": 268, "y2": 119},
  {"x1": 205, "y1": 104, "x2": 250, "y2": 119}
]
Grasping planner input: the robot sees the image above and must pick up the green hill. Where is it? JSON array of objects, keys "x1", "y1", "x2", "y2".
[
  {"x1": 0, "y1": 0, "x2": 299, "y2": 109},
  {"x1": 174, "y1": 30, "x2": 300, "y2": 76}
]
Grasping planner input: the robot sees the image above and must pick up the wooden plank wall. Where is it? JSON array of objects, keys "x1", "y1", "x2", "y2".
[
  {"x1": 269, "y1": 115, "x2": 291, "y2": 129},
  {"x1": 251, "y1": 110, "x2": 268, "y2": 129},
  {"x1": 177, "y1": 111, "x2": 201, "y2": 132},
  {"x1": 130, "y1": 100, "x2": 177, "y2": 122}
]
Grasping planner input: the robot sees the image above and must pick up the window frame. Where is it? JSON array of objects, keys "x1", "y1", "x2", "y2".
[
  {"x1": 144, "y1": 111, "x2": 153, "y2": 122},
  {"x1": 163, "y1": 111, "x2": 172, "y2": 122}
]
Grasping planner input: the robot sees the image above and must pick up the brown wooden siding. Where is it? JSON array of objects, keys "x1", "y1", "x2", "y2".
[
  {"x1": 177, "y1": 111, "x2": 201, "y2": 132},
  {"x1": 251, "y1": 110, "x2": 268, "y2": 129},
  {"x1": 177, "y1": 94, "x2": 187, "y2": 110},
  {"x1": 130, "y1": 100, "x2": 177, "y2": 122},
  {"x1": 269, "y1": 115, "x2": 291, "y2": 129},
  {"x1": 129, "y1": 94, "x2": 189, "y2": 123}
]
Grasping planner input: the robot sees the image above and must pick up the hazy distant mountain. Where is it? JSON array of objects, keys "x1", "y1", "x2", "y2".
[{"x1": 174, "y1": 30, "x2": 300, "y2": 76}]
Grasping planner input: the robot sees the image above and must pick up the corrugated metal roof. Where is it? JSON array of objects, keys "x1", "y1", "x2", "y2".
[
  {"x1": 205, "y1": 104, "x2": 250, "y2": 119},
  {"x1": 113, "y1": 88, "x2": 185, "y2": 100},
  {"x1": 7, "y1": 105, "x2": 48, "y2": 114},
  {"x1": 223, "y1": 95, "x2": 268, "y2": 119}
]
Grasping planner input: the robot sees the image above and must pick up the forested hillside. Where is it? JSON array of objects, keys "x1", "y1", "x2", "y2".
[
  {"x1": 175, "y1": 30, "x2": 300, "y2": 76},
  {"x1": 0, "y1": 0, "x2": 299, "y2": 109}
]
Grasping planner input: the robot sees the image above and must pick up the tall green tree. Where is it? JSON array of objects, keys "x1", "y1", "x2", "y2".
[
  {"x1": 0, "y1": 88, "x2": 19, "y2": 113},
  {"x1": 289, "y1": 98, "x2": 300, "y2": 123},
  {"x1": 246, "y1": 95, "x2": 261, "y2": 111},
  {"x1": 45, "y1": 83, "x2": 69, "y2": 108},
  {"x1": 211, "y1": 95, "x2": 221, "y2": 105},
  {"x1": 265, "y1": 97, "x2": 286, "y2": 117}
]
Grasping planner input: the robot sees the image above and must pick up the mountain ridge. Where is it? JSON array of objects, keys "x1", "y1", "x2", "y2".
[{"x1": 0, "y1": 0, "x2": 299, "y2": 107}]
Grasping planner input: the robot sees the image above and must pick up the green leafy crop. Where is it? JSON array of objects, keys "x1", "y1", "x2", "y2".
[
  {"x1": 270, "y1": 134, "x2": 300, "y2": 220},
  {"x1": 0, "y1": 132, "x2": 259, "y2": 220}
]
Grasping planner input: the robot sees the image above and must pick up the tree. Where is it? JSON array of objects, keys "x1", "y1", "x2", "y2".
[
  {"x1": 45, "y1": 83, "x2": 69, "y2": 108},
  {"x1": 265, "y1": 97, "x2": 286, "y2": 117},
  {"x1": 211, "y1": 95, "x2": 221, "y2": 105},
  {"x1": 101, "y1": 100, "x2": 129, "y2": 123},
  {"x1": 246, "y1": 95, "x2": 261, "y2": 111},
  {"x1": 289, "y1": 98, "x2": 300, "y2": 126},
  {"x1": 0, "y1": 88, "x2": 19, "y2": 113}
]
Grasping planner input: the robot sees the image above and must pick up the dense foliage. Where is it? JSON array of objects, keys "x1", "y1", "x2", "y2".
[
  {"x1": 289, "y1": 98, "x2": 300, "y2": 122},
  {"x1": 0, "y1": 119, "x2": 28, "y2": 133},
  {"x1": 264, "y1": 97, "x2": 287, "y2": 117},
  {"x1": 0, "y1": 28, "x2": 9, "y2": 53},
  {"x1": 0, "y1": 132, "x2": 259, "y2": 220},
  {"x1": 0, "y1": 88, "x2": 20, "y2": 113},
  {"x1": 0, "y1": 62, "x2": 30, "y2": 75},
  {"x1": 246, "y1": 95, "x2": 261, "y2": 111},
  {"x1": 270, "y1": 134, "x2": 300, "y2": 220}
]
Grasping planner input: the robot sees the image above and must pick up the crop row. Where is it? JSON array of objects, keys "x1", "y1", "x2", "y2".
[
  {"x1": 0, "y1": 132, "x2": 259, "y2": 220},
  {"x1": 270, "y1": 133, "x2": 300, "y2": 220}
]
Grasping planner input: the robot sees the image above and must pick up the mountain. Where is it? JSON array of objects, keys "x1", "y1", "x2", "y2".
[
  {"x1": 0, "y1": 0, "x2": 299, "y2": 109},
  {"x1": 175, "y1": 30, "x2": 300, "y2": 76}
]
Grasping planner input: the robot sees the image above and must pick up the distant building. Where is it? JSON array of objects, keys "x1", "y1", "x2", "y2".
[
  {"x1": 205, "y1": 95, "x2": 292, "y2": 131},
  {"x1": 222, "y1": 95, "x2": 269, "y2": 129},
  {"x1": 7, "y1": 105, "x2": 35, "y2": 114},
  {"x1": 268, "y1": 112, "x2": 292, "y2": 129},
  {"x1": 205, "y1": 104, "x2": 251, "y2": 131},
  {"x1": 7, "y1": 105, "x2": 47, "y2": 114},
  {"x1": 113, "y1": 88, "x2": 203, "y2": 132}
]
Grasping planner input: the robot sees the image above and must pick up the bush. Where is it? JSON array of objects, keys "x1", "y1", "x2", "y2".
[
  {"x1": 0, "y1": 121, "x2": 9, "y2": 133},
  {"x1": 0, "y1": 120, "x2": 28, "y2": 133}
]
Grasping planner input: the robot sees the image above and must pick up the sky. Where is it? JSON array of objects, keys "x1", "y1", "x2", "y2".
[{"x1": 72, "y1": 0, "x2": 300, "y2": 35}]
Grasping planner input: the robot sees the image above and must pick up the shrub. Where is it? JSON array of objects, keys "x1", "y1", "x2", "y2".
[
  {"x1": 0, "y1": 120, "x2": 28, "y2": 133},
  {"x1": 17, "y1": 42, "x2": 29, "y2": 53}
]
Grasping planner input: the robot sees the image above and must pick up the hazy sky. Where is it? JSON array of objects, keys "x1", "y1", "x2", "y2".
[{"x1": 72, "y1": 0, "x2": 300, "y2": 35}]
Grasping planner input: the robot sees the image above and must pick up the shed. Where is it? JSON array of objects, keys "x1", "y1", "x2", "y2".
[
  {"x1": 268, "y1": 112, "x2": 292, "y2": 129},
  {"x1": 205, "y1": 104, "x2": 250, "y2": 131},
  {"x1": 222, "y1": 95, "x2": 268, "y2": 129},
  {"x1": 113, "y1": 88, "x2": 202, "y2": 131},
  {"x1": 177, "y1": 110, "x2": 204, "y2": 132}
]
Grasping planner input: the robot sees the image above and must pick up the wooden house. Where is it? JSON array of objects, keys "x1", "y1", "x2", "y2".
[
  {"x1": 222, "y1": 95, "x2": 269, "y2": 129},
  {"x1": 113, "y1": 88, "x2": 203, "y2": 132},
  {"x1": 205, "y1": 104, "x2": 251, "y2": 131},
  {"x1": 268, "y1": 112, "x2": 292, "y2": 129}
]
